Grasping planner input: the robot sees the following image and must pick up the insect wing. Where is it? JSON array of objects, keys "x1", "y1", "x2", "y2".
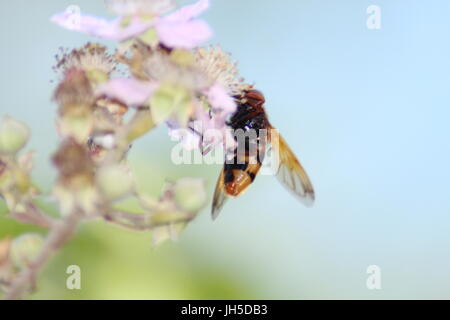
[
  {"x1": 271, "y1": 131, "x2": 315, "y2": 206},
  {"x1": 211, "y1": 170, "x2": 228, "y2": 220}
]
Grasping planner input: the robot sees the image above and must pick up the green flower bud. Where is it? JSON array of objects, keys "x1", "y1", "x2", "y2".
[
  {"x1": 58, "y1": 112, "x2": 94, "y2": 144},
  {"x1": 97, "y1": 164, "x2": 134, "y2": 200},
  {"x1": 173, "y1": 178, "x2": 207, "y2": 213},
  {"x1": 149, "y1": 83, "x2": 191, "y2": 124},
  {"x1": 0, "y1": 116, "x2": 30, "y2": 155},
  {"x1": 10, "y1": 233, "x2": 44, "y2": 269}
]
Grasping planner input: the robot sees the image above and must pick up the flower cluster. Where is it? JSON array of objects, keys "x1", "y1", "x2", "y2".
[
  {"x1": 52, "y1": 0, "x2": 248, "y2": 153},
  {"x1": 0, "y1": 0, "x2": 249, "y2": 299},
  {"x1": 52, "y1": 0, "x2": 211, "y2": 48}
]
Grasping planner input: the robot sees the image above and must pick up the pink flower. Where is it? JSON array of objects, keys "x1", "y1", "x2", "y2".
[
  {"x1": 51, "y1": 0, "x2": 212, "y2": 48},
  {"x1": 155, "y1": 20, "x2": 211, "y2": 49},
  {"x1": 50, "y1": 13, "x2": 154, "y2": 42},
  {"x1": 163, "y1": 0, "x2": 209, "y2": 22},
  {"x1": 95, "y1": 78, "x2": 157, "y2": 107},
  {"x1": 196, "y1": 109, "x2": 236, "y2": 155},
  {"x1": 167, "y1": 82, "x2": 238, "y2": 154},
  {"x1": 156, "y1": 0, "x2": 212, "y2": 48},
  {"x1": 169, "y1": 99, "x2": 236, "y2": 155},
  {"x1": 168, "y1": 124, "x2": 201, "y2": 151},
  {"x1": 206, "y1": 84, "x2": 237, "y2": 114},
  {"x1": 95, "y1": 78, "x2": 236, "y2": 153}
]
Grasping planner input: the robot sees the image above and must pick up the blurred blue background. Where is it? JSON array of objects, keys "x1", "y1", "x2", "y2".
[{"x1": 1, "y1": 0, "x2": 450, "y2": 299}]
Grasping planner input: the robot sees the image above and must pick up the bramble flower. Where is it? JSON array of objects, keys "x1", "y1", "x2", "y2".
[
  {"x1": 53, "y1": 44, "x2": 118, "y2": 145},
  {"x1": 53, "y1": 69, "x2": 95, "y2": 143},
  {"x1": 51, "y1": 11, "x2": 154, "y2": 42},
  {"x1": 111, "y1": 44, "x2": 242, "y2": 153},
  {"x1": 53, "y1": 43, "x2": 116, "y2": 80},
  {"x1": 51, "y1": 0, "x2": 212, "y2": 49},
  {"x1": 195, "y1": 45, "x2": 248, "y2": 96},
  {"x1": 105, "y1": 0, "x2": 176, "y2": 15},
  {"x1": 53, "y1": 67, "x2": 94, "y2": 105},
  {"x1": 164, "y1": 45, "x2": 247, "y2": 154},
  {"x1": 95, "y1": 78, "x2": 157, "y2": 107},
  {"x1": 168, "y1": 103, "x2": 236, "y2": 155},
  {"x1": 206, "y1": 83, "x2": 237, "y2": 114},
  {"x1": 1, "y1": 0, "x2": 249, "y2": 299},
  {"x1": 167, "y1": 118, "x2": 202, "y2": 151},
  {"x1": 141, "y1": 49, "x2": 207, "y2": 89},
  {"x1": 0, "y1": 116, "x2": 36, "y2": 216},
  {"x1": 97, "y1": 47, "x2": 237, "y2": 155}
]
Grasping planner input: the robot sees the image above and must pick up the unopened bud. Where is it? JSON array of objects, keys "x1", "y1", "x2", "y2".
[
  {"x1": 97, "y1": 164, "x2": 134, "y2": 200},
  {"x1": 0, "y1": 116, "x2": 30, "y2": 154},
  {"x1": 173, "y1": 178, "x2": 207, "y2": 213},
  {"x1": 58, "y1": 112, "x2": 94, "y2": 143},
  {"x1": 10, "y1": 233, "x2": 44, "y2": 269}
]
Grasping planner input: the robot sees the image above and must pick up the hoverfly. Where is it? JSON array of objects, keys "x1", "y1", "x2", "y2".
[{"x1": 211, "y1": 87, "x2": 315, "y2": 219}]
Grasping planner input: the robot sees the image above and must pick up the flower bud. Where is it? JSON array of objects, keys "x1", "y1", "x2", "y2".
[
  {"x1": 57, "y1": 111, "x2": 94, "y2": 144},
  {"x1": 0, "y1": 116, "x2": 30, "y2": 154},
  {"x1": 173, "y1": 178, "x2": 207, "y2": 213},
  {"x1": 10, "y1": 233, "x2": 44, "y2": 269},
  {"x1": 97, "y1": 164, "x2": 134, "y2": 200},
  {"x1": 150, "y1": 83, "x2": 191, "y2": 124}
]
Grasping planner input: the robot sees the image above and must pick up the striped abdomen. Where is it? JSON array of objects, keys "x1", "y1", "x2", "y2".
[{"x1": 222, "y1": 90, "x2": 270, "y2": 197}]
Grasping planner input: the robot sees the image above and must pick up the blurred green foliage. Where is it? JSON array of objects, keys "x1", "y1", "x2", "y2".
[{"x1": 0, "y1": 156, "x2": 259, "y2": 299}]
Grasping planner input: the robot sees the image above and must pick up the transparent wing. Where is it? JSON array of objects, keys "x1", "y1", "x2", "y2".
[
  {"x1": 272, "y1": 132, "x2": 315, "y2": 207},
  {"x1": 211, "y1": 170, "x2": 228, "y2": 220}
]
